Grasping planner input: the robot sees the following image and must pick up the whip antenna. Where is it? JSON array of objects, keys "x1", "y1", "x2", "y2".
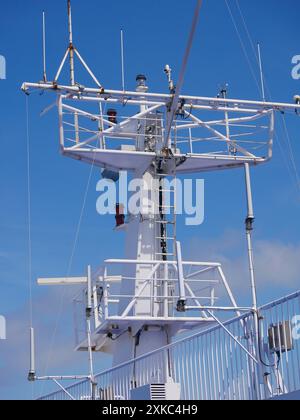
[
  {"x1": 28, "y1": 328, "x2": 36, "y2": 382},
  {"x1": 121, "y1": 29, "x2": 125, "y2": 91},
  {"x1": 42, "y1": 11, "x2": 47, "y2": 82},
  {"x1": 67, "y1": 0, "x2": 75, "y2": 86},
  {"x1": 257, "y1": 43, "x2": 266, "y2": 102}
]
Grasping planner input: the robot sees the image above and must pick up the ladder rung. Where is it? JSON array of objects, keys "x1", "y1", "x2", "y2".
[
  {"x1": 154, "y1": 189, "x2": 176, "y2": 193},
  {"x1": 156, "y1": 205, "x2": 175, "y2": 209},
  {"x1": 155, "y1": 253, "x2": 174, "y2": 256},
  {"x1": 155, "y1": 221, "x2": 175, "y2": 225},
  {"x1": 156, "y1": 237, "x2": 174, "y2": 240}
]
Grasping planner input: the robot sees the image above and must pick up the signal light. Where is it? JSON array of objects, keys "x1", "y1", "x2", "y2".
[
  {"x1": 115, "y1": 203, "x2": 125, "y2": 227},
  {"x1": 107, "y1": 109, "x2": 118, "y2": 124}
]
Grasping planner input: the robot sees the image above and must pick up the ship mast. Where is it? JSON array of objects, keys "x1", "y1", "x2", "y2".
[{"x1": 23, "y1": 0, "x2": 300, "y2": 401}]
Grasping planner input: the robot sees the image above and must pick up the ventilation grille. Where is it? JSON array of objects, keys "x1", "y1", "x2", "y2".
[{"x1": 150, "y1": 384, "x2": 167, "y2": 400}]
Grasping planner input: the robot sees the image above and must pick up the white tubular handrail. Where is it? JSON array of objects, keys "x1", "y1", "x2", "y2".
[
  {"x1": 56, "y1": 92, "x2": 275, "y2": 168},
  {"x1": 41, "y1": 290, "x2": 300, "y2": 401}
]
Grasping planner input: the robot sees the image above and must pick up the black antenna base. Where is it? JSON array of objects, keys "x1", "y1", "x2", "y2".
[
  {"x1": 28, "y1": 372, "x2": 36, "y2": 382},
  {"x1": 177, "y1": 299, "x2": 186, "y2": 313}
]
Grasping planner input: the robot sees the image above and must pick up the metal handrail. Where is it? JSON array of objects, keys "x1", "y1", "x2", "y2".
[{"x1": 40, "y1": 289, "x2": 300, "y2": 400}]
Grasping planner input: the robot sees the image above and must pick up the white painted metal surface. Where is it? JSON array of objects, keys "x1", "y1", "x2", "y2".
[
  {"x1": 53, "y1": 94, "x2": 276, "y2": 174},
  {"x1": 22, "y1": 0, "x2": 300, "y2": 402},
  {"x1": 72, "y1": 259, "x2": 242, "y2": 355},
  {"x1": 39, "y1": 291, "x2": 300, "y2": 401},
  {"x1": 37, "y1": 277, "x2": 87, "y2": 286}
]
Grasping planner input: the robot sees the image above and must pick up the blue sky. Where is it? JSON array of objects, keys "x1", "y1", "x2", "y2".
[{"x1": 0, "y1": 0, "x2": 300, "y2": 400}]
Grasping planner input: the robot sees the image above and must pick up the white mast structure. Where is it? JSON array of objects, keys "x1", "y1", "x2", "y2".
[{"x1": 24, "y1": 1, "x2": 300, "y2": 400}]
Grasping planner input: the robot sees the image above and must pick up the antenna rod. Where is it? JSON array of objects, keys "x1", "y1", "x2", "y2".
[
  {"x1": 67, "y1": 0, "x2": 75, "y2": 86},
  {"x1": 121, "y1": 29, "x2": 125, "y2": 91},
  {"x1": 87, "y1": 265, "x2": 92, "y2": 314},
  {"x1": 28, "y1": 327, "x2": 36, "y2": 381},
  {"x1": 67, "y1": 0, "x2": 79, "y2": 143},
  {"x1": 220, "y1": 85, "x2": 233, "y2": 154},
  {"x1": 244, "y1": 163, "x2": 257, "y2": 310},
  {"x1": 244, "y1": 163, "x2": 265, "y2": 399},
  {"x1": 176, "y1": 241, "x2": 186, "y2": 312},
  {"x1": 257, "y1": 43, "x2": 266, "y2": 102},
  {"x1": 68, "y1": 0, "x2": 73, "y2": 46},
  {"x1": 42, "y1": 11, "x2": 47, "y2": 82},
  {"x1": 86, "y1": 266, "x2": 95, "y2": 398}
]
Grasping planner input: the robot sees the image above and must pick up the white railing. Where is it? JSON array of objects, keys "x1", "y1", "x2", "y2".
[
  {"x1": 39, "y1": 290, "x2": 300, "y2": 401},
  {"x1": 72, "y1": 259, "x2": 242, "y2": 350},
  {"x1": 58, "y1": 95, "x2": 274, "y2": 163},
  {"x1": 259, "y1": 291, "x2": 300, "y2": 399}
]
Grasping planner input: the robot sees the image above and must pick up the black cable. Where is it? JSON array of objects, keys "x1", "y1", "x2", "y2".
[
  {"x1": 132, "y1": 328, "x2": 143, "y2": 388},
  {"x1": 165, "y1": 327, "x2": 173, "y2": 379},
  {"x1": 184, "y1": 104, "x2": 194, "y2": 120},
  {"x1": 256, "y1": 311, "x2": 276, "y2": 368}
]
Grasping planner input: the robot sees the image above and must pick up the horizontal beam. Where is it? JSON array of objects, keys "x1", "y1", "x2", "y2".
[
  {"x1": 186, "y1": 306, "x2": 252, "y2": 312},
  {"x1": 104, "y1": 259, "x2": 221, "y2": 267},
  {"x1": 107, "y1": 316, "x2": 215, "y2": 322},
  {"x1": 36, "y1": 375, "x2": 90, "y2": 381},
  {"x1": 173, "y1": 111, "x2": 271, "y2": 131},
  {"x1": 63, "y1": 95, "x2": 271, "y2": 115},
  {"x1": 109, "y1": 294, "x2": 218, "y2": 300},
  {"x1": 102, "y1": 276, "x2": 122, "y2": 284},
  {"x1": 22, "y1": 82, "x2": 300, "y2": 112},
  {"x1": 37, "y1": 277, "x2": 87, "y2": 286}
]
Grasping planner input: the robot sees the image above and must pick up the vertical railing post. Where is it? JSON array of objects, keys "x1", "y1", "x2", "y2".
[{"x1": 86, "y1": 265, "x2": 96, "y2": 399}]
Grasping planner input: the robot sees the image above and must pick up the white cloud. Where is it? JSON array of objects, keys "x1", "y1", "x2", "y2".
[
  {"x1": 0, "y1": 286, "x2": 110, "y2": 400},
  {"x1": 185, "y1": 231, "x2": 300, "y2": 301},
  {"x1": 254, "y1": 240, "x2": 300, "y2": 288},
  {"x1": 1, "y1": 231, "x2": 299, "y2": 399}
]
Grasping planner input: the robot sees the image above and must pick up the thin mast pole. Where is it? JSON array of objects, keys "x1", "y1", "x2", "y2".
[
  {"x1": 257, "y1": 43, "x2": 266, "y2": 103},
  {"x1": 67, "y1": 0, "x2": 79, "y2": 143},
  {"x1": 28, "y1": 328, "x2": 36, "y2": 381},
  {"x1": 121, "y1": 29, "x2": 125, "y2": 92},
  {"x1": 221, "y1": 86, "x2": 232, "y2": 154},
  {"x1": 244, "y1": 163, "x2": 263, "y2": 400},
  {"x1": 42, "y1": 11, "x2": 47, "y2": 82},
  {"x1": 86, "y1": 266, "x2": 95, "y2": 399},
  {"x1": 68, "y1": 0, "x2": 75, "y2": 86},
  {"x1": 244, "y1": 163, "x2": 257, "y2": 310}
]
